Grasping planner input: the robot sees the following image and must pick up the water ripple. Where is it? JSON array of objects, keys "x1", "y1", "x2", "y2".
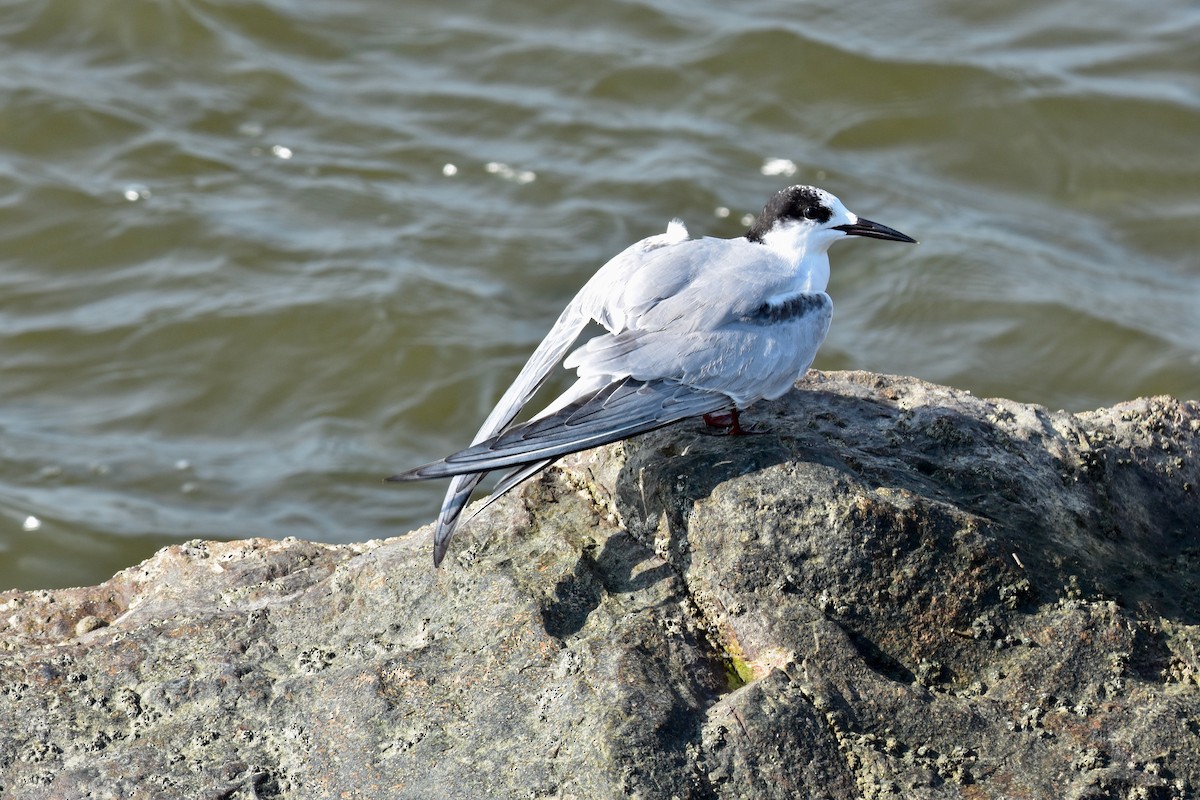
[{"x1": 0, "y1": 0, "x2": 1196, "y2": 588}]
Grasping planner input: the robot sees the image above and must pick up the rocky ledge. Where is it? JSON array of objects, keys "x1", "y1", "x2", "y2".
[{"x1": 1, "y1": 371, "x2": 1198, "y2": 799}]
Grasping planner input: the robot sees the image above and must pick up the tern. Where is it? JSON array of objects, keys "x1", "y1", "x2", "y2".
[{"x1": 390, "y1": 185, "x2": 916, "y2": 566}]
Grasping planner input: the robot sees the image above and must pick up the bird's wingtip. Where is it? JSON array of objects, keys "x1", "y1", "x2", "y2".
[
  {"x1": 386, "y1": 461, "x2": 446, "y2": 482},
  {"x1": 432, "y1": 531, "x2": 452, "y2": 568}
]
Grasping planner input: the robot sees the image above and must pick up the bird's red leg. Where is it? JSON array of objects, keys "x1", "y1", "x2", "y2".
[
  {"x1": 702, "y1": 408, "x2": 764, "y2": 436},
  {"x1": 703, "y1": 410, "x2": 735, "y2": 429}
]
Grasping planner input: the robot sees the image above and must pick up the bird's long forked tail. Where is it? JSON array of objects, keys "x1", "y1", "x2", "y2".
[
  {"x1": 421, "y1": 458, "x2": 557, "y2": 567},
  {"x1": 430, "y1": 472, "x2": 484, "y2": 567},
  {"x1": 388, "y1": 377, "x2": 731, "y2": 565}
]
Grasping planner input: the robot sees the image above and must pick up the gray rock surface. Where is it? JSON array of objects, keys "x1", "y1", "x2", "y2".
[{"x1": 1, "y1": 370, "x2": 1197, "y2": 799}]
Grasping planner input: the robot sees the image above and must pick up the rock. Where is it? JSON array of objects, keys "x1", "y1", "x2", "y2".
[{"x1": 0, "y1": 370, "x2": 1197, "y2": 799}]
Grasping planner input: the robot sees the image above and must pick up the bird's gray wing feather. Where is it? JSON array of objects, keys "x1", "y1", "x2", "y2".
[
  {"x1": 394, "y1": 377, "x2": 728, "y2": 480},
  {"x1": 487, "y1": 458, "x2": 557, "y2": 502},
  {"x1": 414, "y1": 301, "x2": 587, "y2": 566},
  {"x1": 412, "y1": 224, "x2": 696, "y2": 565},
  {"x1": 430, "y1": 473, "x2": 485, "y2": 565},
  {"x1": 569, "y1": 292, "x2": 833, "y2": 405},
  {"x1": 459, "y1": 457, "x2": 557, "y2": 525}
]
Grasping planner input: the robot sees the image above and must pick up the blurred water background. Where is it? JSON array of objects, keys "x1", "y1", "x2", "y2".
[{"x1": 1, "y1": 0, "x2": 1197, "y2": 590}]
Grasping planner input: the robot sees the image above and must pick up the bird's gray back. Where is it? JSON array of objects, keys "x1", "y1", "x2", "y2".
[
  {"x1": 566, "y1": 236, "x2": 833, "y2": 406},
  {"x1": 580, "y1": 235, "x2": 811, "y2": 334}
]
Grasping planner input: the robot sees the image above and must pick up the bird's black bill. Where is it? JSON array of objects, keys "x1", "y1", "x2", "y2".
[{"x1": 834, "y1": 217, "x2": 916, "y2": 244}]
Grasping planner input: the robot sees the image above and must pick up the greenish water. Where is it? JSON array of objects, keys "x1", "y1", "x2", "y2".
[{"x1": 1, "y1": 0, "x2": 1197, "y2": 590}]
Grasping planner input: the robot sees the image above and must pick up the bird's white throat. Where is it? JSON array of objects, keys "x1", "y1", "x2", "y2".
[{"x1": 756, "y1": 219, "x2": 834, "y2": 293}]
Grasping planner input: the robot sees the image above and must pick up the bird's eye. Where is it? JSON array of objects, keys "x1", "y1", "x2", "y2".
[{"x1": 803, "y1": 205, "x2": 822, "y2": 220}]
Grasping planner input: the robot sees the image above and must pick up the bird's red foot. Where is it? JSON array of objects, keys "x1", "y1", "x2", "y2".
[{"x1": 701, "y1": 409, "x2": 766, "y2": 436}]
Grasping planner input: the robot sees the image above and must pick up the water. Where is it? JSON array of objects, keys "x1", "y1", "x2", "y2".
[{"x1": 1, "y1": 0, "x2": 1197, "y2": 590}]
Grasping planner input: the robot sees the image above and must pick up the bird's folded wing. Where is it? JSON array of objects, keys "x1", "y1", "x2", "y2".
[
  {"x1": 393, "y1": 377, "x2": 728, "y2": 479},
  {"x1": 418, "y1": 302, "x2": 589, "y2": 566},
  {"x1": 410, "y1": 222, "x2": 698, "y2": 565},
  {"x1": 465, "y1": 220, "x2": 695, "y2": 444}
]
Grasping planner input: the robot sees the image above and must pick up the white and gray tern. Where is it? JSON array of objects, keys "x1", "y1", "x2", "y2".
[{"x1": 390, "y1": 185, "x2": 916, "y2": 566}]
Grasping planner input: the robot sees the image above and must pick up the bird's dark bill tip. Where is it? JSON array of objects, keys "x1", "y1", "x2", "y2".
[{"x1": 835, "y1": 217, "x2": 917, "y2": 244}]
